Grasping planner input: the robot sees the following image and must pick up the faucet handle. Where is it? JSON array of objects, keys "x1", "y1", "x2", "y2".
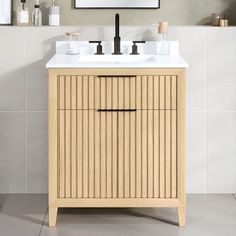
[
  {"x1": 89, "y1": 41, "x2": 104, "y2": 55},
  {"x1": 130, "y1": 41, "x2": 146, "y2": 55}
]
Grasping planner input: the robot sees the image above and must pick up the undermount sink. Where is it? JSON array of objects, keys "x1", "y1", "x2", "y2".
[{"x1": 78, "y1": 54, "x2": 156, "y2": 64}]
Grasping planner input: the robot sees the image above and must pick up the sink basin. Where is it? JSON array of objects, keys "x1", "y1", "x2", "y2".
[{"x1": 78, "y1": 54, "x2": 156, "y2": 64}]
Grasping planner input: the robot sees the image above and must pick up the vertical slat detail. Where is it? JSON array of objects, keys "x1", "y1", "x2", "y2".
[
  {"x1": 94, "y1": 111, "x2": 101, "y2": 198},
  {"x1": 65, "y1": 110, "x2": 71, "y2": 198},
  {"x1": 106, "y1": 78, "x2": 112, "y2": 198},
  {"x1": 100, "y1": 77, "x2": 106, "y2": 198},
  {"x1": 77, "y1": 76, "x2": 83, "y2": 109},
  {"x1": 71, "y1": 110, "x2": 77, "y2": 198},
  {"x1": 171, "y1": 110, "x2": 177, "y2": 198},
  {"x1": 89, "y1": 76, "x2": 95, "y2": 109},
  {"x1": 71, "y1": 76, "x2": 77, "y2": 109},
  {"x1": 118, "y1": 77, "x2": 124, "y2": 198},
  {"x1": 141, "y1": 76, "x2": 148, "y2": 198},
  {"x1": 59, "y1": 110, "x2": 65, "y2": 198},
  {"x1": 160, "y1": 76, "x2": 165, "y2": 110},
  {"x1": 77, "y1": 110, "x2": 83, "y2": 198},
  {"x1": 166, "y1": 76, "x2": 171, "y2": 110},
  {"x1": 148, "y1": 110, "x2": 154, "y2": 198},
  {"x1": 160, "y1": 110, "x2": 165, "y2": 198},
  {"x1": 142, "y1": 76, "x2": 148, "y2": 110},
  {"x1": 136, "y1": 76, "x2": 142, "y2": 197},
  {"x1": 89, "y1": 110, "x2": 95, "y2": 198},
  {"x1": 71, "y1": 76, "x2": 77, "y2": 198},
  {"x1": 83, "y1": 76, "x2": 89, "y2": 110},
  {"x1": 59, "y1": 76, "x2": 65, "y2": 109},
  {"x1": 65, "y1": 76, "x2": 71, "y2": 110},
  {"x1": 88, "y1": 77, "x2": 95, "y2": 198},
  {"x1": 172, "y1": 76, "x2": 177, "y2": 110},
  {"x1": 153, "y1": 76, "x2": 159, "y2": 110},
  {"x1": 153, "y1": 110, "x2": 160, "y2": 198},
  {"x1": 112, "y1": 112, "x2": 118, "y2": 198},
  {"x1": 82, "y1": 109, "x2": 89, "y2": 198},
  {"x1": 165, "y1": 110, "x2": 171, "y2": 198},
  {"x1": 147, "y1": 76, "x2": 154, "y2": 198},
  {"x1": 94, "y1": 77, "x2": 101, "y2": 198},
  {"x1": 130, "y1": 77, "x2": 136, "y2": 198},
  {"x1": 112, "y1": 77, "x2": 118, "y2": 198},
  {"x1": 100, "y1": 111, "x2": 106, "y2": 198},
  {"x1": 124, "y1": 77, "x2": 130, "y2": 198},
  {"x1": 142, "y1": 109, "x2": 148, "y2": 198}
]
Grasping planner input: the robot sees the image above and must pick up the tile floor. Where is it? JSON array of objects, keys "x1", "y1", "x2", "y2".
[{"x1": 0, "y1": 194, "x2": 236, "y2": 236}]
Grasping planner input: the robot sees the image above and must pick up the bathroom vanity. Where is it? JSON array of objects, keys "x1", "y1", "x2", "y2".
[{"x1": 47, "y1": 51, "x2": 188, "y2": 227}]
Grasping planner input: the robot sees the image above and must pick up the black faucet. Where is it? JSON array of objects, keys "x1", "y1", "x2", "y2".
[{"x1": 113, "y1": 13, "x2": 122, "y2": 55}]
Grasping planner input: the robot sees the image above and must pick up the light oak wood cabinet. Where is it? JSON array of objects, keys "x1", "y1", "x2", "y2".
[{"x1": 48, "y1": 68, "x2": 186, "y2": 227}]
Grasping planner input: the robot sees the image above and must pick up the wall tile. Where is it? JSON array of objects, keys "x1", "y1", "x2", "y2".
[
  {"x1": 0, "y1": 113, "x2": 25, "y2": 193},
  {"x1": 26, "y1": 112, "x2": 48, "y2": 193},
  {"x1": 207, "y1": 112, "x2": 236, "y2": 193},
  {"x1": 186, "y1": 112, "x2": 206, "y2": 193},
  {"x1": 26, "y1": 27, "x2": 79, "y2": 111},
  {"x1": 0, "y1": 28, "x2": 25, "y2": 111},
  {"x1": 207, "y1": 28, "x2": 236, "y2": 111},
  {"x1": 170, "y1": 27, "x2": 206, "y2": 111}
]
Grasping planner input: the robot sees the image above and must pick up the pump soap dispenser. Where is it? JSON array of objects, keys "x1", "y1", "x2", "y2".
[{"x1": 49, "y1": 0, "x2": 60, "y2": 26}]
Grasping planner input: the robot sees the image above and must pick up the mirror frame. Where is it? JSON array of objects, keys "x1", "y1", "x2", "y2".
[{"x1": 74, "y1": 0, "x2": 160, "y2": 9}]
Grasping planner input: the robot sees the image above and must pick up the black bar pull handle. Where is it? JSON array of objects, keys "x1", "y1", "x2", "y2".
[
  {"x1": 97, "y1": 75, "x2": 136, "y2": 78},
  {"x1": 97, "y1": 109, "x2": 136, "y2": 112}
]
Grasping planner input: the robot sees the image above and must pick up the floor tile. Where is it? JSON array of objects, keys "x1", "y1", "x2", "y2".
[
  {"x1": 186, "y1": 194, "x2": 236, "y2": 225},
  {"x1": 40, "y1": 194, "x2": 236, "y2": 236},
  {"x1": 0, "y1": 194, "x2": 47, "y2": 236}
]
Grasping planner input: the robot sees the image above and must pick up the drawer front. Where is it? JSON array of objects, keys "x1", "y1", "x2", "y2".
[
  {"x1": 57, "y1": 109, "x2": 178, "y2": 199},
  {"x1": 57, "y1": 75, "x2": 178, "y2": 110}
]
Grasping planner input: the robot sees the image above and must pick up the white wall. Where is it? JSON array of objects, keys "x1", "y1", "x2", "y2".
[{"x1": 0, "y1": 26, "x2": 236, "y2": 193}]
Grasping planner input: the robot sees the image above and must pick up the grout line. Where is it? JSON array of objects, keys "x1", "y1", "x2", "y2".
[
  {"x1": 38, "y1": 207, "x2": 48, "y2": 236},
  {"x1": 1, "y1": 110, "x2": 236, "y2": 113},
  {"x1": 24, "y1": 28, "x2": 28, "y2": 194},
  {"x1": 205, "y1": 28, "x2": 208, "y2": 194},
  {"x1": 0, "y1": 111, "x2": 48, "y2": 113},
  {"x1": 186, "y1": 110, "x2": 236, "y2": 113}
]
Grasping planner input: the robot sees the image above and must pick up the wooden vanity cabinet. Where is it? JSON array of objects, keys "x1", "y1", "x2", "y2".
[{"x1": 48, "y1": 68, "x2": 186, "y2": 227}]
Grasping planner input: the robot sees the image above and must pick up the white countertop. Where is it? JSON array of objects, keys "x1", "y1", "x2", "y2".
[{"x1": 46, "y1": 54, "x2": 188, "y2": 69}]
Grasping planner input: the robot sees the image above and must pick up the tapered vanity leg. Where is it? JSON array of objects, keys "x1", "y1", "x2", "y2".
[
  {"x1": 49, "y1": 206, "x2": 58, "y2": 227},
  {"x1": 177, "y1": 207, "x2": 186, "y2": 227}
]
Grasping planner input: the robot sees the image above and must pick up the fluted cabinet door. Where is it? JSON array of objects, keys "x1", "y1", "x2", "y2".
[{"x1": 56, "y1": 74, "x2": 178, "y2": 199}]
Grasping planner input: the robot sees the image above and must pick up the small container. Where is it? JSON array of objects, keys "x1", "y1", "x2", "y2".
[
  {"x1": 32, "y1": 0, "x2": 42, "y2": 26},
  {"x1": 220, "y1": 19, "x2": 229, "y2": 27},
  {"x1": 17, "y1": 0, "x2": 29, "y2": 26},
  {"x1": 49, "y1": 0, "x2": 60, "y2": 26},
  {"x1": 156, "y1": 22, "x2": 170, "y2": 55},
  {"x1": 66, "y1": 32, "x2": 80, "y2": 55},
  {"x1": 212, "y1": 13, "x2": 224, "y2": 26}
]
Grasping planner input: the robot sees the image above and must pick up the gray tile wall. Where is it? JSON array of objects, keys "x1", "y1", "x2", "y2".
[{"x1": 0, "y1": 26, "x2": 235, "y2": 193}]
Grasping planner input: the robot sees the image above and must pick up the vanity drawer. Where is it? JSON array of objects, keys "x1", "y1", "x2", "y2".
[
  {"x1": 57, "y1": 75, "x2": 177, "y2": 110},
  {"x1": 57, "y1": 75, "x2": 136, "y2": 110}
]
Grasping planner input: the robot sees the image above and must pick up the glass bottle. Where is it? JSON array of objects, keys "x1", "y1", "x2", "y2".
[
  {"x1": 17, "y1": 0, "x2": 29, "y2": 26},
  {"x1": 32, "y1": 0, "x2": 42, "y2": 26},
  {"x1": 157, "y1": 22, "x2": 170, "y2": 55}
]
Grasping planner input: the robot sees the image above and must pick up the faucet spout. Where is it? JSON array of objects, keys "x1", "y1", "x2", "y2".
[{"x1": 113, "y1": 13, "x2": 122, "y2": 55}]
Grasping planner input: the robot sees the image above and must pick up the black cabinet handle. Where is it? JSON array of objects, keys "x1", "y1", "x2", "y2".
[{"x1": 97, "y1": 109, "x2": 136, "y2": 112}]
